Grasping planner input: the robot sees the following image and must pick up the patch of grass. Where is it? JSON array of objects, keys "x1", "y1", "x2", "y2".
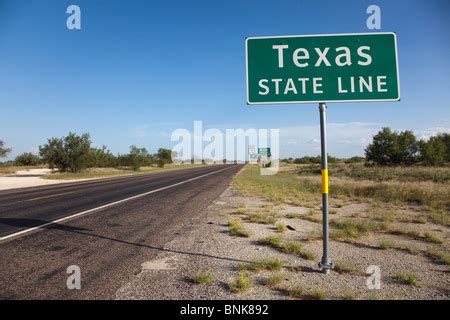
[
  {"x1": 191, "y1": 272, "x2": 214, "y2": 284},
  {"x1": 229, "y1": 272, "x2": 250, "y2": 293},
  {"x1": 367, "y1": 292, "x2": 380, "y2": 300},
  {"x1": 258, "y1": 235, "x2": 282, "y2": 248},
  {"x1": 261, "y1": 273, "x2": 283, "y2": 287},
  {"x1": 261, "y1": 203, "x2": 275, "y2": 210},
  {"x1": 399, "y1": 214, "x2": 429, "y2": 224},
  {"x1": 334, "y1": 261, "x2": 363, "y2": 275},
  {"x1": 378, "y1": 239, "x2": 394, "y2": 250},
  {"x1": 387, "y1": 226, "x2": 420, "y2": 238},
  {"x1": 282, "y1": 241, "x2": 303, "y2": 255},
  {"x1": 275, "y1": 222, "x2": 287, "y2": 232},
  {"x1": 328, "y1": 162, "x2": 450, "y2": 183},
  {"x1": 234, "y1": 206, "x2": 247, "y2": 215},
  {"x1": 436, "y1": 253, "x2": 450, "y2": 265},
  {"x1": 288, "y1": 285, "x2": 303, "y2": 299},
  {"x1": 400, "y1": 245, "x2": 419, "y2": 255},
  {"x1": 413, "y1": 215, "x2": 428, "y2": 224},
  {"x1": 299, "y1": 249, "x2": 316, "y2": 261},
  {"x1": 378, "y1": 240, "x2": 419, "y2": 255},
  {"x1": 329, "y1": 209, "x2": 338, "y2": 215},
  {"x1": 340, "y1": 292, "x2": 357, "y2": 300},
  {"x1": 425, "y1": 247, "x2": 450, "y2": 266},
  {"x1": 330, "y1": 219, "x2": 387, "y2": 240},
  {"x1": 428, "y1": 212, "x2": 449, "y2": 226},
  {"x1": 247, "y1": 212, "x2": 278, "y2": 224},
  {"x1": 393, "y1": 272, "x2": 421, "y2": 287},
  {"x1": 240, "y1": 258, "x2": 284, "y2": 272},
  {"x1": 376, "y1": 213, "x2": 396, "y2": 224},
  {"x1": 228, "y1": 220, "x2": 251, "y2": 237},
  {"x1": 286, "y1": 213, "x2": 299, "y2": 219},
  {"x1": 423, "y1": 231, "x2": 444, "y2": 244},
  {"x1": 303, "y1": 232, "x2": 322, "y2": 242},
  {"x1": 300, "y1": 209, "x2": 322, "y2": 223},
  {"x1": 308, "y1": 288, "x2": 327, "y2": 300},
  {"x1": 233, "y1": 165, "x2": 450, "y2": 212}
]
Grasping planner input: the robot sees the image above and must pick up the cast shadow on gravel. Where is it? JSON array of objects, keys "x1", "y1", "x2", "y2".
[{"x1": 0, "y1": 217, "x2": 256, "y2": 265}]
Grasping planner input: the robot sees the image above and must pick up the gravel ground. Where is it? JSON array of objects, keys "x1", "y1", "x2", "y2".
[{"x1": 116, "y1": 187, "x2": 449, "y2": 300}]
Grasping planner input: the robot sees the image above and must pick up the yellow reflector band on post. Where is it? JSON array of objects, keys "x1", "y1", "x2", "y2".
[{"x1": 322, "y1": 169, "x2": 329, "y2": 194}]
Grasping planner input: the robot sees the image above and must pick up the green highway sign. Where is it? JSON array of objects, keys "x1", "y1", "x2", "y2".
[
  {"x1": 258, "y1": 148, "x2": 271, "y2": 156},
  {"x1": 245, "y1": 32, "x2": 400, "y2": 104}
]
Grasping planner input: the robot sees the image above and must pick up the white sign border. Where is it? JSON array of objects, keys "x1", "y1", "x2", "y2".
[{"x1": 245, "y1": 32, "x2": 401, "y2": 105}]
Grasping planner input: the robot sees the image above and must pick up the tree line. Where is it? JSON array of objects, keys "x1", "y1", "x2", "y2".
[
  {"x1": 0, "y1": 133, "x2": 175, "y2": 172},
  {"x1": 2, "y1": 128, "x2": 449, "y2": 169},
  {"x1": 365, "y1": 128, "x2": 449, "y2": 166},
  {"x1": 283, "y1": 128, "x2": 450, "y2": 166}
]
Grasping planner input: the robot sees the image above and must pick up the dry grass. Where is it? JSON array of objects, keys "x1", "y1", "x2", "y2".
[
  {"x1": 258, "y1": 235, "x2": 282, "y2": 248},
  {"x1": 228, "y1": 220, "x2": 251, "y2": 238},
  {"x1": 247, "y1": 211, "x2": 278, "y2": 224},
  {"x1": 239, "y1": 258, "x2": 284, "y2": 272},
  {"x1": 303, "y1": 231, "x2": 322, "y2": 242},
  {"x1": 299, "y1": 249, "x2": 316, "y2": 260},
  {"x1": 191, "y1": 272, "x2": 214, "y2": 284},
  {"x1": 378, "y1": 239, "x2": 395, "y2": 250},
  {"x1": 334, "y1": 261, "x2": 363, "y2": 275},
  {"x1": 340, "y1": 292, "x2": 357, "y2": 300},
  {"x1": 330, "y1": 219, "x2": 388, "y2": 240},
  {"x1": 234, "y1": 206, "x2": 248, "y2": 215},
  {"x1": 288, "y1": 285, "x2": 304, "y2": 299},
  {"x1": 261, "y1": 273, "x2": 283, "y2": 287},
  {"x1": 336, "y1": 163, "x2": 450, "y2": 183},
  {"x1": 282, "y1": 241, "x2": 303, "y2": 255},
  {"x1": 257, "y1": 236, "x2": 315, "y2": 261},
  {"x1": 423, "y1": 231, "x2": 444, "y2": 244},
  {"x1": 42, "y1": 164, "x2": 204, "y2": 180},
  {"x1": 377, "y1": 239, "x2": 418, "y2": 254},
  {"x1": 229, "y1": 272, "x2": 250, "y2": 293},
  {"x1": 427, "y1": 211, "x2": 449, "y2": 226},
  {"x1": 233, "y1": 165, "x2": 450, "y2": 211},
  {"x1": 425, "y1": 247, "x2": 450, "y2": 266},
  {"x1": 275, "y1": 222, "x2": 287, "y2": 232},
  {"x1": 308, "y1": 288, "x2": 327, "y2": 300},
  {"x1": 229, "y1": 164, "x2": 449, "y2": 298},
  {"x1": 393, "y1": 272, "x2": 421, "y2": 287}
]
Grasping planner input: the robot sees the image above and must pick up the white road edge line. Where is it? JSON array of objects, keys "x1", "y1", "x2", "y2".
[{"x1": 0, "y1": 165, "x2": 236, "y2": 242}]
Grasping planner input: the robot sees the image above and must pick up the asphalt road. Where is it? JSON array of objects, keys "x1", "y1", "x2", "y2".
[{"x1": 0, "y1": 164, "x2": 242, "y2": 299}]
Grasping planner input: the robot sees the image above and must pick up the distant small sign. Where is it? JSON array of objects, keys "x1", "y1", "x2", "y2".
[{"x1": 258, "y1": 148, "x2": 271, "y2": 156}]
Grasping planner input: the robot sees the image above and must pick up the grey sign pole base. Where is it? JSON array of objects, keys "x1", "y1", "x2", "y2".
[{"x1": 318, "y1": 103, "x2": 333, "y2": 274}]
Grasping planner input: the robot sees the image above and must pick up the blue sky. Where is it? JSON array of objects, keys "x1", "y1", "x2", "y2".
[{"x1": 1, "y1": 0, "x2": 449, "y2": 159}]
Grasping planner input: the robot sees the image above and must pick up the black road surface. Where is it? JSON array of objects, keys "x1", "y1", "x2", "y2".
[{"x1": 0, "y1": 164, "x2": 242, "y2": 299}]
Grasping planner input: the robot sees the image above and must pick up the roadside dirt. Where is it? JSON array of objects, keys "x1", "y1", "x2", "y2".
[
  {"x1": 0, "y1": 169, "x2": 69, "y2": 190},
  {"x1": 115, "y1": 186, "x2": 449, "y2": 300}
]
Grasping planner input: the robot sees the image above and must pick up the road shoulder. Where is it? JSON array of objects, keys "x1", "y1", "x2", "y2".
[{"x1": 115, "y1": 183, "x2": 449, "y2": 300}]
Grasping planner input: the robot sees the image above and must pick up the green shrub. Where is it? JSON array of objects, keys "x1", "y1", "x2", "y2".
[
  {"x1": 15, "y1": 152, "x2": 41, "y2": 166},
  {"x1": 191, "y1": 272, "x2": 214, "y2": 284},
  {"x1": 258, "y1": 235, "x2": 282, "y2": 247},
  {"x1": 229, "y1": 272, "x2": 250, "y2": 293},
  {"x1": 393, "y1": 272, "x2": 421, "y2": 287},
  {"x1": 228, "y1": 220, "x2": 251, "y2": 237},
  {"x1": 240, "y1": 258, "x2": 283, "y2": 272}
]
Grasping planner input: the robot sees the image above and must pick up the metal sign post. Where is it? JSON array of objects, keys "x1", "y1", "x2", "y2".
[
  {"x1": 245, "y1": 32, "x2": 401, "y2": 275},
  {"x1": 318, "y1": 103, "x2": 332, "y2": 274}
]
